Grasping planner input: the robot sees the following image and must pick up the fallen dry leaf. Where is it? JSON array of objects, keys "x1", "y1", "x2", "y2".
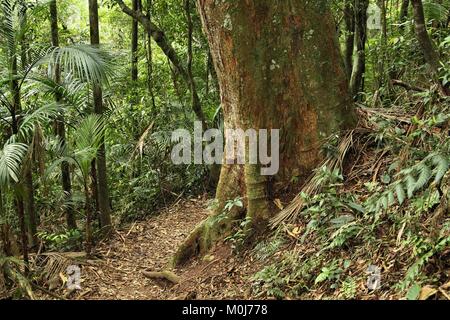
[{"x1": 419, "y1": 286, "x2": 437, "y2": 300}]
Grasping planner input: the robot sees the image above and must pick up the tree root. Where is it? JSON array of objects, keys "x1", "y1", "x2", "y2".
[
  {"x1": 170, "y1": 207, "x2": 245, "y2": 268},
  {"x1": 171, "y1": 217, "x2": 217, "y2": 268},
  {"x1": 142, "y1": 270, "x2": 180, "y2": 284}
]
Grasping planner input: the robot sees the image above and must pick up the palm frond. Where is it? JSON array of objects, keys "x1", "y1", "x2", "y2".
[
  {"x1": 43, "y1": 45, "x2": 114, "y2": 86},
  {"x1": 0, "y1": 0, "x2": 17, "y2": 55},
  {"x1": 8, "y1": 103, "x2": 63, "y2": 143},
  {"x1": 0, "y1": 142, "x2": 28, "y2": 185},
  {"x1": 423, "y1": 0, "x2": 450, "y2": 22},
  {"x1": 271, "y1": 129, "x2": 359, "y2": 227},
  {"x1": 46, "y1": 114, "x2": 106, "y2": 181},
  {"x1": 23, "y1": 74, "x2": 88, "y2": 112},
  {"x1": 74, "y1": 114, "x2": 106, "y2": 151},
  {"x1": 45, "y1": 155, "x2": 80, "y2": 181}
]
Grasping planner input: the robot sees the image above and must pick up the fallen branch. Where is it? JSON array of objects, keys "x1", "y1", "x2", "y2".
[{"x1": 391, "y1": 79, "x2": 426, "y2": 92}]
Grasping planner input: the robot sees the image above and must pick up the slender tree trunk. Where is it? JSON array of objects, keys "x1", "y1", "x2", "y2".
[
  {"x1": 411, "y1": 0, "x2": 449, "y2": 95},
  {"x1": 15, "y1": 198, "x2": 28, "y2": 274},
  {"x1": 411, "y1": 0, "x2": 440, "y2": 73},
  {"x1": 145, "y1": 0, "x2": 156, "y2": 109},
  {"x1": 399, "y1": 0, "x2": 410, "y2": 26},
  {"x1": 9, "y1": 30, "x2": 29, "y2": 272},
  {"x1": 343, "y1": 0, "x2": 355, "y2": 80},
  {"x1": 376, "y1": 0, "x2": 389, "y2": 91},
  {"x1": 18, "y1": 10, "x2": 38, "y2": 248},
  {"x1": 90, "y1": 160, "x2": 100, "y2": 226},
  {"x1": 84, "y1": 182, "x2": 92, "y2": 256},
  {"x1": 173, "y1": 0, "x2": 356, "y2": 266},
  {"x1": 349, "y1": 0, "x2": 369, "y2": 100},
  {"x1": 24, "y1": 170, "x2": 37, "y2": 247},
  {"x1": 145, "y1": 33, "x2": 156, "y2": 109},
  {"x1": 50, "y1": 0, "x2": 77, "y2": 230},
  {"x1": 184, "y1": 0, "x2": 204, "y2": 129},
  {"x1": 88, "y1": 0, "x2": 112, "y2": 235},
  {"x1": 131, "y1": 0, "x2": 139, "y2": 81},
  {"x1": 379, "y1": 0, "x2": 387, "y2": 45},
  {"x1": 168, "y1": 58, "x2": 188, "y2": 116}
]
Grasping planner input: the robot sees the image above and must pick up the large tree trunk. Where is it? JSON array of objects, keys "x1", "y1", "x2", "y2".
[
  {"x1": 173, "y1": 0, "x2": 356, "y2": 266},
  {"x1": 88, "y1": 0, "x2": 112, "y2": 235},
  {"x1": 50, "y1": 0, "x2": 77, "y2": 230}
]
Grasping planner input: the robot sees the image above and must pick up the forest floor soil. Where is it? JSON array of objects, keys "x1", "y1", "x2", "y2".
[{"x1": 69, "y1": 197, "x2": 261, "y2": 300}]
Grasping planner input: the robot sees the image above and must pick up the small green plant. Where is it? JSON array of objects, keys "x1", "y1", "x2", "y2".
[
  {"x1": 406, "y1": 283, "x2": 422, "y2": 300},
  {"x1": 366, "y1": 151, "x2": 449, "y2": 214},
  {"x1": 37, "y1": 229, "x2": 83, "y2": 251},
  {"x1": 224, "y1": 197, "x2": 243, "y2": 212},
  {"x1": 398, "y1": 221, "x2": 450, "y2": 294},
  {"x1": 224, "y1": 216, "x2": 252, "y2": 252},
  {"x1": 213, "y1": 197, "x2": 244, "y2": 223},
  {"x1": 252, "y1": 264, "x2": 286, "y2": 299},
  {"x1": 340, "y1": 276, "x2": 358, "y2": 299},
  {"x1": 254, "y1": 235, "x2": 285, "y2": 261},
  {"x1": 314, "y1": 259, "x2": 344, "y2": 288}
]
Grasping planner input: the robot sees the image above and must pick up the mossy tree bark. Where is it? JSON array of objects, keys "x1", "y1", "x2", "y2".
[{"x1": 173, "y1": 0, "x2": 356, "y2": 267}]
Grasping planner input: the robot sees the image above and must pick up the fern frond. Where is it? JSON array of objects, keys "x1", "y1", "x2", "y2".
[
  {"x1": 406, "y1": 175, "x2": 416, "y2": 198},
  {"x1": 432, "y1": 154, "x2": 448, "y2": 184},
  {"x1": 395, "y1": 183, "x2": 406, "y2": 205},
  {"x1": 414, "y1": 163, "x2": 431, "y2": 191}
]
